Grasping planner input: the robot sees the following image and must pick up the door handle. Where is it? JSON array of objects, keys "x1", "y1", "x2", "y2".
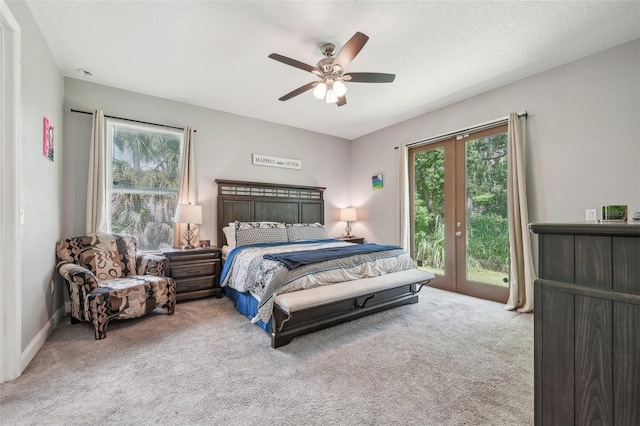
[{"x1": 455, "y1": 231, "x2": 462, "y2": 237}]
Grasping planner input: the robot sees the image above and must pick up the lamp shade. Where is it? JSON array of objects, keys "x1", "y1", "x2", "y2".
[
  {"x1": 333, "y1": 80, "x2": 347, "y2": 97},
  {"x1": 313, "y1": 82, "x2": 327, "y2": 99},
  {"x1": 340, "y1": 207, "x2": 357, "y2": 222},
  {"x1": 325, "y1": 88, "x2": 338, "y2": 104},
  {"x1": 175, "y1": 203, "x2": 202, "y2": 224}
]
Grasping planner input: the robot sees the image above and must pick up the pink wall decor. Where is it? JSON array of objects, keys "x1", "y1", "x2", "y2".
[{"x1": 43, "y1": 117, "x2": 54, "y2": 161}]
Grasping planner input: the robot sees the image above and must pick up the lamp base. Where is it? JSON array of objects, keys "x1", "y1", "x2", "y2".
[
  {"x1": 344, "y1": 222, "x2": 353, "y2": 239},
  {"x1": 181, "y1": 224, "x2": 197, "y2": 250}
]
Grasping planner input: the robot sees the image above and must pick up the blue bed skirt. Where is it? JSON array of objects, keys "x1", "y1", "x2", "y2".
[{"x1": 223, "y1": 286, "x2": 272, "y2": 332}]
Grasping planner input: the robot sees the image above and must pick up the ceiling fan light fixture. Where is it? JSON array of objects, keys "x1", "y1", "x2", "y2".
[
  {"x1": 268, "y1": 31, "x2": 395, "y2": 106},
  {"x1": 325, "y1": 89, "x2": 338, "y2": 104},
  {"x1": 333, "y1": 80, "x2": 347, "y2": 97},
  {"x1": 313, "y1": 82, "x2": 327, "y2": 99}
]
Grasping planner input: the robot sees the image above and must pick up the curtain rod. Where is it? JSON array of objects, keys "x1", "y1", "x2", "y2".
[
  {"x1": 70, "y1": 108, "x2": 196, "y2": 133},
  {"x1": 395, "y1": 111, "x2": 527, "y2": 150}
]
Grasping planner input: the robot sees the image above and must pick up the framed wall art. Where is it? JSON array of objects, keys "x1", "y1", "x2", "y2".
[
  {"x1": 372, "y1": 173, "x2": 383, "y2": 190},
  {"x1": 43, "y1": 117, "x2": 54, "y2": 161}
]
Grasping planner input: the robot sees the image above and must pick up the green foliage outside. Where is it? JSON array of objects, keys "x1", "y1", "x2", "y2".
[
  {"x1": 111, "y1": 125, "x2": 182, "y2": 251},
  {"x1": 413, "y1": 134, "x2": 510, "y2": 285}
]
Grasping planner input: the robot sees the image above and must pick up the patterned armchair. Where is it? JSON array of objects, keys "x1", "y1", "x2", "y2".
[{"x1": 56, "y1": 233, "x2": 176, "y2": 339}]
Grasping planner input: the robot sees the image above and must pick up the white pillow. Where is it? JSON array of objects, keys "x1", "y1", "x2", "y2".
[{"x1": 222, "y1": 226, "x2": 236, "y2": 248}]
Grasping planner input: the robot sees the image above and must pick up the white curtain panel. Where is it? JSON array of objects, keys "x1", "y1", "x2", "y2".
[
  {"x1": 173, "y1": 127, "x2": 199, "y2": 247},
  {"x1": 505, "y1": 113, "x2": 536, "y2": 312},
  {"x1": 86, "y1": 110, "x2": 108, "y2": 233},
  {"x1": 397, "y1": 143, "x2": 411, "y2": 252}
]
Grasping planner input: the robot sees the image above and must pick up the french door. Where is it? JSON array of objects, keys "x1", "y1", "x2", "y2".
[{"x1": 409, "y1": 124, "x2": 509, "y2": 303}]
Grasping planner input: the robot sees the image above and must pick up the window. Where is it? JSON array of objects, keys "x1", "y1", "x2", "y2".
[{"x1": 106, "y1": 119, "x2": 183, "y2": 251}]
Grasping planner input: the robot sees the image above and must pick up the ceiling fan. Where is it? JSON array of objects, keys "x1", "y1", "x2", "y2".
[{"x1": 268, "y1": 32, "x2": 395, "y2": 107}]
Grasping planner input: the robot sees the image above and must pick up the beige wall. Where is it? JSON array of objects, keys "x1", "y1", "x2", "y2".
[
  {"x1": 62, "y1": 79, "x2": 352, "y2": 243},
  {"x1": 350, "y1": 39, "x2": 640, "y2": 245}
]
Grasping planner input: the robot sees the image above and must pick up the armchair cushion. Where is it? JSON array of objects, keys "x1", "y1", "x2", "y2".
[
  {"x1": 56, "y1": 232, "x2": 176, "y2": 339},
  {"x1": 136, "y1": 253, "x2": 169, "y2": 276}
]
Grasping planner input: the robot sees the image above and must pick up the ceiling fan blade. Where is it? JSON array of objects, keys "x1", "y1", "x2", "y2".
[
  {"x1": 332, "y1": 32, "x2": 369, "y2": 70},
  {"x1": 278, "y1": 82, "x2": 318, "y2": 101},
  {"x1": 268, "y1": 53, "x2": 317, "y2": 73},
  {"x1": 336, "y1": 95, "x2": 347, "y2": 107},
  {"x1": 343, "y1": 72, "x2": 396, "y2": 83}
]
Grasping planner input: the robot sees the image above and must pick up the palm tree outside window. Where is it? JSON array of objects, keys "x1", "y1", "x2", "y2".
[{"x1": 106, "y1": 118, "x2": 183, "y2": 251}]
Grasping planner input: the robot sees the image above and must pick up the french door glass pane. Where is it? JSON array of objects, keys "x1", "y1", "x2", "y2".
[
  {"x1": 465, "y1": 133, "x2": 509, "y2": 287},
  {"x1": 413, "y1": 147, "x2": 445, "y2": 275}
]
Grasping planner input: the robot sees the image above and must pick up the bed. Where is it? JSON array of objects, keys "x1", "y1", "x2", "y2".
[{"x1": 215, "y1": 179, "x2": 434, "y2": 348}]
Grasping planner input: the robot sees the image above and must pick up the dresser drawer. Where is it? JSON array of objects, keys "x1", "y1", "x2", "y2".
[
  {"x1": 171, "y1": 260, "x2": 217, "y2": 279},
  {"x1": 175, "y1": 275, "x2": 216, "y2": 293}
]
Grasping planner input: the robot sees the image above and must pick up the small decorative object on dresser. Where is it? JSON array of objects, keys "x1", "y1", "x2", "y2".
[
  {"x1": 162, "y1": 247, "x2": 222, "y2": 301},
  {"x1": 600, "y1": 204, "x2": 627, "y2": 221},
  {"x1": 335, "y1": 236, "x2": 365, "y2": 244}
]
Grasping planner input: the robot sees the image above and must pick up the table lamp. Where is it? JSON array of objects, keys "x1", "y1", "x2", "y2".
[
  {"x1": 174, "y1": 203, "x2": 202, "y2": 249},
  {"x1": 340, "y1": 207, "x2": 357, "y2": 238}
]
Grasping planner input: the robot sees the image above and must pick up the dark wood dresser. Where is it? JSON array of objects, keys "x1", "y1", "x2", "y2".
[
  {"x1": 162, "y1": 247, "x2": 222, "y2": 301},
  {"x1": 529, "y1": 222, "x2": 640, "y2": 426}
]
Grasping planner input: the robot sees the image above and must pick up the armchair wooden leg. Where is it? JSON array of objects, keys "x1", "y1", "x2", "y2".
[
  {"x1": 70, "y1": 316, "x2": 81, "y2": 325},
  {"x1": 93, "y1": 318, "x2": 108, "y2": 340},
  {"x1": 90, "y1": 301, "x2": 110, "y2": 339}
]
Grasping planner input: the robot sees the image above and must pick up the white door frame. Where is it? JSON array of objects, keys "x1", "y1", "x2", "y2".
[{"x1": 0, "y1": 0, "x2": 22, "y2": 383}]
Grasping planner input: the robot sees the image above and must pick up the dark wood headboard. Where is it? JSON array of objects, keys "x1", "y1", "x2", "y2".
[{"x1": 215, "y1": 179, "x2": 326, "y2": 247}]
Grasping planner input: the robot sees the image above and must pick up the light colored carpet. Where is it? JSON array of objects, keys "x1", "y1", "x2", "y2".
[{"x1": 0, "y1": 287, "x2": 533, "y2": 425}]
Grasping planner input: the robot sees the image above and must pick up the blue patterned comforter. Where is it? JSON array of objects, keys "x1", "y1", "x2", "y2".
[{"x1": 220, "y1": 239, "x2": 416, "y2": 324}]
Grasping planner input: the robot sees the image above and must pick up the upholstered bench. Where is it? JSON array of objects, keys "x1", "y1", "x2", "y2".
[{"x1": 271, "y1": 268, "x2": 435, "y2": 347}]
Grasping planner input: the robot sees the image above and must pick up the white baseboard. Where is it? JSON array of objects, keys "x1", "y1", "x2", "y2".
[{"x1": 21, "y1": 305, "x2": 65, "y2": 372}]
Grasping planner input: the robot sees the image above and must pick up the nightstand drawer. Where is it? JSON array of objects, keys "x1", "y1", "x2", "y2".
[
  {"x1": 171, "y1": 261, "x2": 217, "y2": 278},
  {"x1": 162, "y1": 247, "x2": 222, "y2": 301},
  {"x1": 175, "y1": 275, "x2": 216, "y2": 293}
]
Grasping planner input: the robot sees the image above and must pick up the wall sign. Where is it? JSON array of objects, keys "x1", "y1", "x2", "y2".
[{"x1": 252, "y1": 154, "x2": 301, "y2": 170}]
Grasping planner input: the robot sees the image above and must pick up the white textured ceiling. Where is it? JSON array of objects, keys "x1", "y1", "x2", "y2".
[{"x1": 27, "y1": 0, "x2": 640, "y2": 140}]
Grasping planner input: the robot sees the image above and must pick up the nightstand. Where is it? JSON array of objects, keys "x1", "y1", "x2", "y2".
[
  {"x1": 162, "y1": 247, "x2": 222, "y2": 301},
  {"x1": 335, "y1": 236, "x2": 365, "y2": 244}
]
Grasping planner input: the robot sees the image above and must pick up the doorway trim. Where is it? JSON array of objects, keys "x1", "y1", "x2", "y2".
[{"x1": 0, "y1": 0, "x2": 23, "y2": 383}]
